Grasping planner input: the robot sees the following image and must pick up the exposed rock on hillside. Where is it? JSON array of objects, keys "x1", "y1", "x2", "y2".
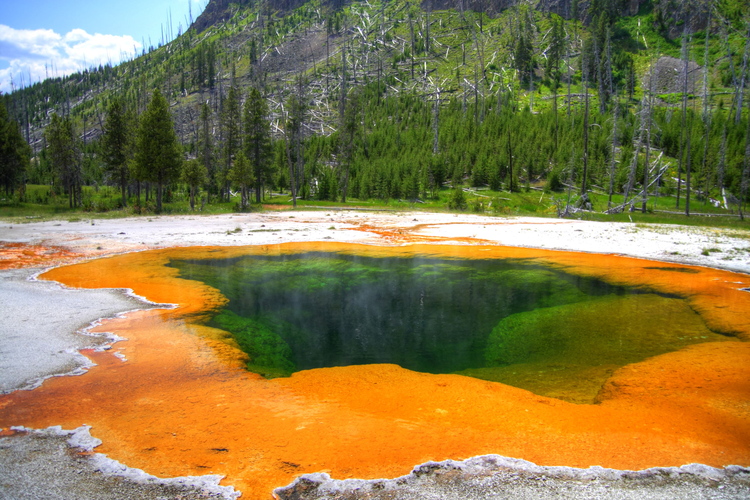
[
  {"x1": 193, "y1": 0, "x2": 254, "y2": 33},
  {"x1": 646, "y1": 56, "x2": 704, "y2": 95},
  {"x1": 422, "y1": 0, "x2": 650, "y2": 21},
  {"x1": 195, "y1": 0, "x2": 656, "y2": 29},
  {"x1": 193, "y1": 0, "x2": 342, "y2": 33},
  {"x1": 653, "y1": 0, "x2": 711, "y2": 39}
]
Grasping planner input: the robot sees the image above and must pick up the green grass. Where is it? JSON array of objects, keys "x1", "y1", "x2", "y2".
[{"x1": 2, "y1": 183, "x2": 748, "y2": 231}]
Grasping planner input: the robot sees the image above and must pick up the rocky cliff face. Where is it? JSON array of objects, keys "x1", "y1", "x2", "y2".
[
  {"x1": 653, "y1": 0, "x2": 710, "y2": 38},
  {"x1": 194, "y1": 0, "x2": 707, "y2": 37},
  {"x1": 192, "y1": 0, "x2": 251, "y2": 33},
  {"x1": 192, "y1": 0, "x2": 339, "y2": 33},
  {"x1": 421, "y1": 0, "x2": 650, "y2": 21}
]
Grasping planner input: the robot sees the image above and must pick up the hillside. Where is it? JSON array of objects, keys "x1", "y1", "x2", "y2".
[
  {"x1": 3, "y1": 0, "x2": 730, "y2": 143},
  {"x1": 1, "y1": 0, "x2": 749, "y2": 218}
]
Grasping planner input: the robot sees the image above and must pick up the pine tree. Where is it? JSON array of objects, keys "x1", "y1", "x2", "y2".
[
  {"x1": 546, "y1": 16, "x2": 566, "y2": 148},
  {"x1": 220, "y1": 85, "x2": 241, "y2": 202},
  {"x1": 182, "y1": 158, "x2": 207, "y2": 210},
  {"x1": 135, "y1": 89, "x2": 182, "y2": 213},
  {"x1": 339, "y1": 88, "x2": 361, "y2": 203},
  {"x1": 102, "y1": 98, "x2": 131, "y2": 207},
  {"x1": 0, "y1": 99, "x2": 30, "y2": 197},
  {"x1": 285, "y1": 78, "x2": 307, "y2": 207},
  {"x1": 198, "y1": 102, "x2": 214, "y2": 199},
  {"x1": 45, "y1": 113, "x2": 82, "y2": 208},
  {"x1": 229, "y1": 151, "x2": 254, "y2": 210},
  {"x1": 243, "y1": 87, "x2": 272, "y2": 203},
  {"x1": 545, "y1": 16, "x2": 565, "y2": 86},
  {"x1": 514, "y1": 32, "x2": 533, "y2": 86}
]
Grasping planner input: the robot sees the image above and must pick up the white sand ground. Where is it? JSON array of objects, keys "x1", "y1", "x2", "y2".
[
  {"x1": 0, "y1": 268, "x2": 148, "y2": 394},
  {"x1": 2, "y1": 211, "x2": 749, "y2": 272},
  {"x1": 1, "y1": 211, "x2": 749, "y2": 499}
]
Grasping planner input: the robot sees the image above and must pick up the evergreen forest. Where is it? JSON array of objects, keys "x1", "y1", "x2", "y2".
[{"x1": 2, "y1": 0, "x2": 750, "y2": 222}]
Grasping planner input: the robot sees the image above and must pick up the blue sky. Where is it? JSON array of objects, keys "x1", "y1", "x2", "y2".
[{"x1": 0, "y1": 0, "x2": 207, "y2": 93}]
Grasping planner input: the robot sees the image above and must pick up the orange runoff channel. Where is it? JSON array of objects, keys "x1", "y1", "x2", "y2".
[{"x1": 1, "y1": 241, "x2": 750, "y2": 500}]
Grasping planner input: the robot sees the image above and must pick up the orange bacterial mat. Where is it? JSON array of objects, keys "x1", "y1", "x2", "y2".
[{"x1": 1, "y1": 242, "x2": 749, "y2": 500}]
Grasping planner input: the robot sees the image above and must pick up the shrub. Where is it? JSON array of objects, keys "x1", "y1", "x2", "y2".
[{"x1": 448, "y1": 187, "x2": 467, "y2": 210}]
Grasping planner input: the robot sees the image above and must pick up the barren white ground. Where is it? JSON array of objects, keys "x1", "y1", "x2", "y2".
[
  {"x1": 2, "y1": 211, "x2": 749, "y2": 272},
  {"x1": 1, "y1": 211, "x2": 749, "y2": 499}
]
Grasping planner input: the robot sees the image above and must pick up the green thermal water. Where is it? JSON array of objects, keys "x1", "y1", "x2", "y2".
[{"x1": 170, "y1": 251, "x2": 732, "y2": 403}]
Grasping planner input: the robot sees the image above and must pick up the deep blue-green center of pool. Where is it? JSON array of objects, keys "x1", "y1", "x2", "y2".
[{"x1": 170, "y1": 251, "x2": 730, "y2": 403}]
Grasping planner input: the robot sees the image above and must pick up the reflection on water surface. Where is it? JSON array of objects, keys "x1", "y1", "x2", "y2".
[{"x1": 171, "y1": 251, "x2": 733, "y2": 403}]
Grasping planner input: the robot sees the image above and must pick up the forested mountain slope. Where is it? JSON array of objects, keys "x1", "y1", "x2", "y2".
[{"x1": 1, "y1": 0, "x2": 749, "y2": 217}]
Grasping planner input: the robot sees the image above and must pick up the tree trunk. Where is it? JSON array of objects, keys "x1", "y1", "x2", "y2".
[
  {"x1": 722, "y1": 22, "x2": 738, "y2": 121},
  {"x1": 642, "y1": 61, "x2": 655, "y2": 213},
  {"x1": 581, "y1": 80, "x2": 589, "y2": 196},
  {"x1": 507, "y1": 130, "x2": 514, "y2": 192},
  {"x1": 701, "y1": 10, "x2": 712, "y2": 206},
  {"x1": 676, "y1": 31, "x2": 689, "y2": 210},
  {"x1": 341, "y1": 165, "x2": 350, "y2": 203},
  {"x1": 285, "y1": 130, "x2": 296, "y2": 208},
  {"x1": 741, "y1": 91, "x2": 750, "y2": 220},
  {"x1": 685, "y1": 108, "x2": 693, "y2": 217},
  {"x1": 735, "y1": 22, "x2": 750, "y2": 124},
  {"x1": 553, "y1": 84, "x2": 558, "y2": 148},
  {"x1": 409, "y1": 14, "x2": 415, "y2": 79},
  {"x1": 156, "y1": 181, "x2": 163, "y2": 213},
  {"x1": 608, "y1": 98, "x2": 618, "y2": 210}
]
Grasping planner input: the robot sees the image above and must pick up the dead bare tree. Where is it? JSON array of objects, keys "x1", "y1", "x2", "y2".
[
  {"x1": 580, "y1": 49, "x2": 590, "y2": 197},
  {"x1": 676, "y1": 19, "x2": 690, "y2": 211},
  {"x1": 741, "y1": 87, "x2": 750, "y2": 220},
  {"x1": 735, "y1": 21, "x2": 750, "y2": 124},
  {"x1": 624, "y1": 97, "x2": 645, "y2": 204},
  {"x1": 701, "y1": 8, "x2": 712, "y2": 205},
  {"x1": 720, "y1": 17, "x2": 739, "y2": 120},
  {"x1": 607, "y1": 152, "x2": 668, "y2": 214},
  {"x1": 642, "y1": 55, "x2": 656, "y2": 213},
  {"x1": 608, "y1": 96, "x2": 619, "y2": 210}
]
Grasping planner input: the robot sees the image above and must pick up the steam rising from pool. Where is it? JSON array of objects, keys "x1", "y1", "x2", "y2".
[{"x1": 170, "y1": 251, "x2": 732, "y2": 403}]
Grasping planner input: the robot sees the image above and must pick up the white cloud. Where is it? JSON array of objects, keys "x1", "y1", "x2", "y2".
[
  {"x1": 63, "y1": 28, "x2": 91, "y2": 45},
  {"x1": 0, "y1": 24, "x2": 141, "y2": 93}
]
